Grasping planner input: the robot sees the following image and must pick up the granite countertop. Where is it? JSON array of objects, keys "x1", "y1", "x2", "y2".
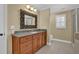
[{"x1": 12, "y1": 29, "x2": 46, "y2": 37}]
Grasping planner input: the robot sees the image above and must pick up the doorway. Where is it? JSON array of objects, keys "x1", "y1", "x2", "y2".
[{"x1": 0, "y1": 4, "x2": 7, "y2": 54}]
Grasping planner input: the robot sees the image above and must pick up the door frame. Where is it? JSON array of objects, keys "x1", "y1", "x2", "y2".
[{"x1": 4, "y1": 4, "x2": 8, "y2": 54}]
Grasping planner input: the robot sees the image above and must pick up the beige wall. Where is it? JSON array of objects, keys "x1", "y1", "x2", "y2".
[
  {"x1": 7, "y1": 4, "x2": 38, "y2": 53},
  {"x1": 38, "y1": 9, "x2": 50, "y2": 29},
  {"x1": 50, "y1": 11, "x2": 73, "y2": 41}
]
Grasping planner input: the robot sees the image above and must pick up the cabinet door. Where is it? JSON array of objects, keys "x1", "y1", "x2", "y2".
[
  {"x1": 12, "y1": 36, "x2": 20, "y2": 54},
  {"x1": 37, "y1": 33, "x2": 42, "y2": 49},
  {"x1": 32, "y1": 34, "x2": 38, "y2": 53},
  {"x1": 42, "y1": 32, "x2": 47, "y2": 46},
  {"x1": 20, "y1": 36, "x2": 32, "y2": 54},
  {"x1": 42, "y1": 32, "x2": 45, "y2": 46}
]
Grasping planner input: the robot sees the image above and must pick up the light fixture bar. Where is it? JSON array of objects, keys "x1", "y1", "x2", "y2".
[{"x1": 26, "y1": 5, "x2": 37, "y2": 12}]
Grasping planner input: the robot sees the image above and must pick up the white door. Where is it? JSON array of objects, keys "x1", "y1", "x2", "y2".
[{"x1": 0, "y1": 4, "x2": 7, "y2": 54}]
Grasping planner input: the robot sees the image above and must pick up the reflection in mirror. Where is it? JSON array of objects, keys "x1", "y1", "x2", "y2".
[{"x1": 24, "y1": 15, "x2": 35, "y2": 25}]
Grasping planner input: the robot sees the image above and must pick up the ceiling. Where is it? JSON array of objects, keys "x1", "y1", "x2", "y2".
[{"x1": 31, "y1": 4, "x2": 79, "y2": 13}]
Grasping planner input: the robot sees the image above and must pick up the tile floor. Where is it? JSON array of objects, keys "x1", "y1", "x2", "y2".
[{"x1": 36, "y1": 40, "x2": 74, "y2": 54}]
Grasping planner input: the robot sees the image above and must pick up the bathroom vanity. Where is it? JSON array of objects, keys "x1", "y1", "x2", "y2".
[{"x1": 12, "y1": 29, "x2": 47, "y2": 54}]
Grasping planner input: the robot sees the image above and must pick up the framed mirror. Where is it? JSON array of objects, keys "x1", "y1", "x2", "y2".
[{"x1": 20, "y1": 9, "x2": 37, "y2": 29}]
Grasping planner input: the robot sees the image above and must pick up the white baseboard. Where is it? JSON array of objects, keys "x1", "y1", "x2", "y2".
[{"x1": 50, "y1": 38, "x2": 72, "y2": 44}]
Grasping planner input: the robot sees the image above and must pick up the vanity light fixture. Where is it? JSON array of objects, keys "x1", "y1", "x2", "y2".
[{"x1": 26, "y1": 5, "x2": 37, "y2": 12}]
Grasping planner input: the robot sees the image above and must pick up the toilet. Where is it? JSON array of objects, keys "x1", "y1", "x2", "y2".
[{"x1": 48, "y1": 35, "x2": 53, "y2": 45}]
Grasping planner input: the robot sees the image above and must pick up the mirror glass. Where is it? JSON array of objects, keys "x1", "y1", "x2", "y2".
[{"x1": 24, "y1": 15, "x2": 35, "y2": 25}]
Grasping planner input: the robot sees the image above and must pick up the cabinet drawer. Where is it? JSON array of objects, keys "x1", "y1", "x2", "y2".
[
  {"x1": 20, "y1": 45, "x2": 32, "y2": 52},
  {"x1": 20, "y1": 47, "x2": 32, "y2": 54},
  {"x1": 20, "y1": 36, "x2": 32, "y2": 43},
  {"x1": 20, "y1": 42, "x2": 32, "y2": 54},
  {"x1": 20, "y1": 40, "x2": 32, "y2": 48}
]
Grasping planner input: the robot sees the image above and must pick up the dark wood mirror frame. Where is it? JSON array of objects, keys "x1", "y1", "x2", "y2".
[{"x1": 20, "y1": 9, "x2": 37, "y2": 29}]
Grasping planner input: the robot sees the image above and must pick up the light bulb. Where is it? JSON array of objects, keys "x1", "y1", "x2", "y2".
[
  {"x1": 26, "y1": 5, "x2": 30, "y2": 9},
  {"x1": 34, "y1": 9, "x2": 37, "y2": 12},
  {"x1": 30, "y1": 7, "x2": 34, "y2": 11}
]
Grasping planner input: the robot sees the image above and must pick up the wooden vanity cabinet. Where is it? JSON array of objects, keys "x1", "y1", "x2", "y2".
[
  {"x1": 12, "y1": 32, "x2": 47, "y2": 54},
  {"x1": 12, "y1": 35, "x2": 32, "y2": 54}
]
